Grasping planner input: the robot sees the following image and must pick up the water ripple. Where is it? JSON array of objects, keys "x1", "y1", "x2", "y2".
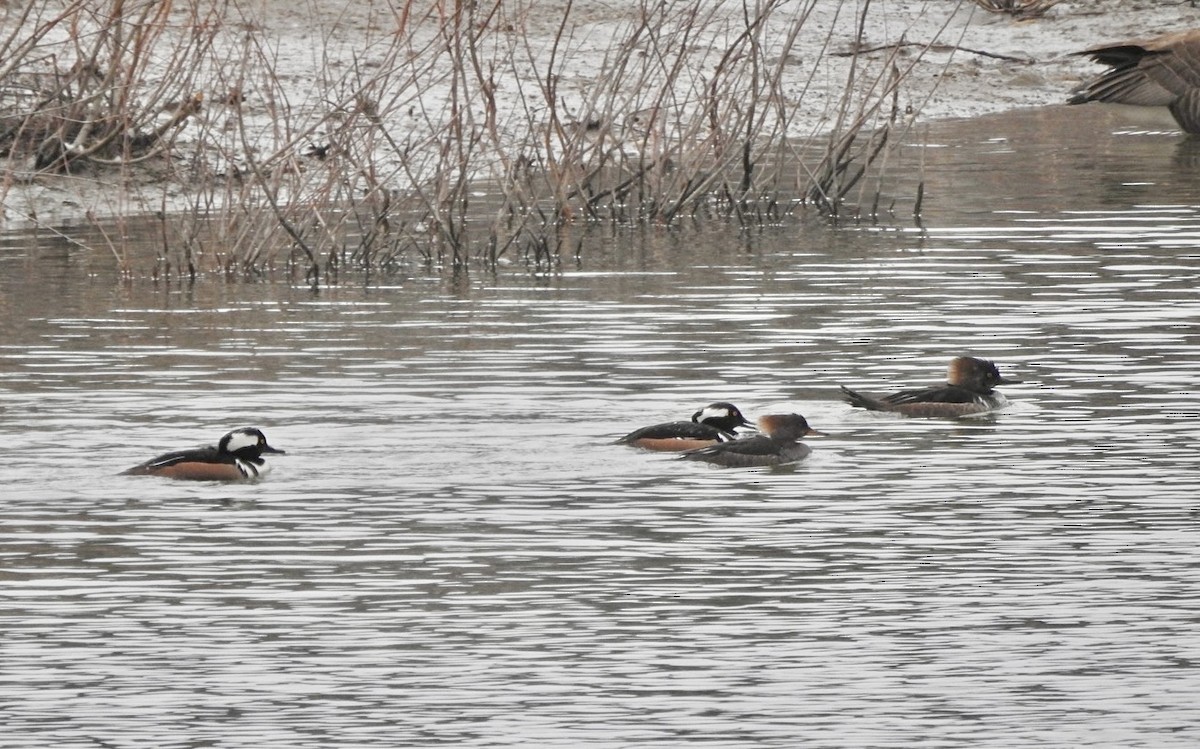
[{"x1": 4, "y1": 108, "x2": 1200, "y2": 747}]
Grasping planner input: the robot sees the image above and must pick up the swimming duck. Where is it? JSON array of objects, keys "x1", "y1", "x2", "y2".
[
  {"x1": 840, "y1": 356, "x2": 1019, "y2": 417},
  {"x1": 679, "y1": 413, "x2": 821, "y2": 467},
  {"x1": 616, "y1": 402, "x2": 752, "y2": 451},
  {"x1": 122, "y1": 427, "x2": 285, "y2": 481}
]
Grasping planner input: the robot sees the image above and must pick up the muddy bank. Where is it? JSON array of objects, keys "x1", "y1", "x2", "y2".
[{"x1": 0, "y1": 0, "x2": 1191, "y2": 230}]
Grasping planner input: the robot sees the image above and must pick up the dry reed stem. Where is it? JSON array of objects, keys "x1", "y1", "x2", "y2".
[{"x1": 1, "y1": 0, "x2": 963, "y2": 281}]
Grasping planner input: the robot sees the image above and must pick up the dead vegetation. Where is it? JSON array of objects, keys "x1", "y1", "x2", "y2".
[
  {"x1": 0, "y1": 0, "x2": 211, "y2": 174},
  {"x1": 0, "y1": 0, "x2": 958, "y2": 283}
]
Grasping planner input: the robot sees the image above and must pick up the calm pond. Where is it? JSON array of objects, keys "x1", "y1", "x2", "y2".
[{"x1": 2, "y1": 106, "x2": 1199, "y2": 748}]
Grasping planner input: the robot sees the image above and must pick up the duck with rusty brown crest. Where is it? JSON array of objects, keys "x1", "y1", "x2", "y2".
[
  {"x1": 679, "y1": 414, "x2": 823, "y2": 467},
  {"x1": 841, "y1": 356, "x2": 1019, "y2": 418}
]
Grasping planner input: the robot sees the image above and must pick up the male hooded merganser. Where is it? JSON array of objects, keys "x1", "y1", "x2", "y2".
[
  {"x1": 616, "y1": 402, "x2": 752, "y2": 451},
  {"x1": 840, "y1": 356, "x2": 1019, "y2": 417},
  {"x1": 122, "y1": 427, "x2": 285, "y2": 481},
  {"x1": 1068, "y1": 29, "x2": 1200, "y2": 134},
  {"x1": 679, "y1": 413, "x2": 822, "y2": 467}
]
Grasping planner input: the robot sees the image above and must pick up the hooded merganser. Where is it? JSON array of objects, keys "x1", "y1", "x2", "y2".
[
  {"x1": 1068, "y1": 29, "x2": 1200, "y2": 134},
  {"x1": 616, "y1": 401, "x2": 752, "y2": 451},
  {"x1": 840, "y1": 356, "x2": 1019, "y2": 417},
  {"x1": 122, "y1": 427, "x2": 285, "y2": 481},
  {"x1": 679, "y1": 413, "x2": 822, "y2": 467}
]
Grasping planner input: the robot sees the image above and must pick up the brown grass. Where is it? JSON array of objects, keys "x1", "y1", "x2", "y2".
[{"x1": 0, "y1": 0, "x2": 957, "y2": 283}]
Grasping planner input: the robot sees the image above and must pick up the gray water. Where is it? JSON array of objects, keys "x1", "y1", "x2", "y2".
[{"x1": 2, "y1": 107, "x2": 1199, "y2": 748}]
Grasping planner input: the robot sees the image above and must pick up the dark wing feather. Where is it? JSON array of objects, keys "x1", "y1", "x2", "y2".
[
  {"x1": 883, "y1": 385, "x2": 979, "y2": 405},
  {"x1": 616, "y1": 420, "x2": 723, "y2": 444},
  {"x1": 680, "y1": 437, "x2": 810, "y2": 467},
  {"x1": 681, "y1": 436, "x2": 772, "y2": 458},
  {"x1": 1070, "y1": 53, "x2": 1178, "y2": 107},
  {"x1": 1069, "y1": 33, "x2": 1200, "y2": 127},
  {"x1": 139, "y1": 446, "x2": 224, "y2": 470}
]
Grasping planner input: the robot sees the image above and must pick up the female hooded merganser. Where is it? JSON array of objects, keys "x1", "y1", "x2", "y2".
[
  {"x1": 840, "y1": 356, "x2": 1019, "y2": 417},
  {"x1": 679, "y1": 413, "x2": 822, "y2": 467},
  {"x1": 122, "y1": 427, "x2": 285, "y2": 481},
  {"x1": 616, "y1": 402, "x2": 752, "y2": 451},
  {"x1": 1068, "y1": 29, "x2": 1200, "y2": 134}
]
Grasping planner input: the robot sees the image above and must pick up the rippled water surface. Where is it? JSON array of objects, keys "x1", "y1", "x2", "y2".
[{"x1": 3, "y1": 108, "x2": 1199, "y2": 748}]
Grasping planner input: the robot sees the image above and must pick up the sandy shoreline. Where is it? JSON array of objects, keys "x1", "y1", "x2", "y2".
[
  {"x1": 265, "y1": 0, "x2": 1192, "y2": 126},
  {"x1": 882, "y1": 0, "x2": 1191, "y2": 124},
  {"x1": 251, "y1": 0, "x2": 1192, "y2": 134},
  {"x1": 0, "y1": 0, "x2": 1192, "y2": 229}
]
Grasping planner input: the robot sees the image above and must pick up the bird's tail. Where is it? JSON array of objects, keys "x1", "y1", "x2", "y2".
[{"x1": 840, "y1": 385, "x2": 887, "y2": 411}]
